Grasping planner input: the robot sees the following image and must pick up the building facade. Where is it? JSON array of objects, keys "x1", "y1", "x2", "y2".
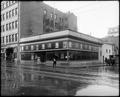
[
  {"x1": 1, "y1": 1, "x2": 77, "y2": 60},
  {"x1": 102, "y1": 42, "x2": 115, "y2": 63},
  {"x1": 1, "y1": 1, "x2": 102, "y2": 65},
  {"x1": 108, "y1": 26, "x2": 119, "y2": 37},
  {"x1": 20, "y1": 30, "x2": 102, "y2": 64},
  {"x1": 1, "y1": 1, "x2": 18, "y2": 60}
]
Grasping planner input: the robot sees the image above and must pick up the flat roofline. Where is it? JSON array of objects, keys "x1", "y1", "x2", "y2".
[
  {"x1": 67, "y1": 28, "x2": 102, "y2": 41},
  {"x1": 103, "y1": 42, "x2": 115, "y2": 45},
  {"x1": 20, "y1": 29, "x2": 102, "y2": 44}
]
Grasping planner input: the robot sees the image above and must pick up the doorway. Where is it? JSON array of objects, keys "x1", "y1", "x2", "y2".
[
  {"x1": 6, "y1": 47, "x2": 14, "y2": 61},
  {"x1": 34, "y1": 51, "x2": 46, "y2": 62}
]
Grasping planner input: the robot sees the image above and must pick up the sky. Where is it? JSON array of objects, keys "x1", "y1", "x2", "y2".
[{"x1": 44, "y1": 1, "x2": 119, "y2": 38}]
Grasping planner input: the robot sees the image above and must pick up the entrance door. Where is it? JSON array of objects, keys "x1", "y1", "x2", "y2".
[
  {"x1": 40, "y1": 51, "x2": 46, "y2": 62},
  {"x1": 6, "y1": 48, "x2": 14, "y2": 61},
  {"x1": 34, "y1": 51, "x2": 46, "y2": 62}
]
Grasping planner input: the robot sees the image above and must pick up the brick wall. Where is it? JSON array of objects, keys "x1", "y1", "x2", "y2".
[
  {"x1": 20, "y1": 1, "x2": 77, "y2": 38},
  {"x1": 20, "y1": 2, "x2": 43, "y2": 38}
]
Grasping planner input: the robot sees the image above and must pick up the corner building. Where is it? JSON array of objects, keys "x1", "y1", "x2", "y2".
[{"x1": 1, "y1": 1, "x2": 102, "y2": 65}]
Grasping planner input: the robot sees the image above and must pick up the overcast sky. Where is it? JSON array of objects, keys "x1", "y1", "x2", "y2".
[{"x1": 44, "y1": 1, "x2": 119, "y2": 38}]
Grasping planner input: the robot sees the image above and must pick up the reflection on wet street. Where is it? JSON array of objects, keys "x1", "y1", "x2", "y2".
[{"x1": 1, "y1": 61, "x2": 119, "y2": 96}]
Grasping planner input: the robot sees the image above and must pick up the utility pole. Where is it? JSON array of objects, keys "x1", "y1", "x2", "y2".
[
  {"x1": 53, "y1": 2, "x2": 55, "y2": 31},
  {"x1": 17, "y1": 1, "x2": 21, "y2": 64}
]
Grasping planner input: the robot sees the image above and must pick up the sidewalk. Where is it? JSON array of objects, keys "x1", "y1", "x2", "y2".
[{"x1": 20, "y1": 60, "x2": 107, "y2": 68}]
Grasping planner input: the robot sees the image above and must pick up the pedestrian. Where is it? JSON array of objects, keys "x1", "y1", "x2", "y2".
[
  {"x1": 53, "y1": 58, "x2": 56, "y2": 68},
  {"x1": 111, "y1": 57, "x2": 115, "y2": 66},
  {"x1": 105, "y1": 57, "x2": 108, "y2": 65}
]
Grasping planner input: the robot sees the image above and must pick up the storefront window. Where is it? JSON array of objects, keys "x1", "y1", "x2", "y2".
[
  {"x1": 46, "y1": 51, "x2": 67, "y2": 61},
  {"x1": 69, "y1": 50, "x2": 98, "y2": 61},
  {"x1": 21, "y1": 53, "x2": 31, "y2": 60}
]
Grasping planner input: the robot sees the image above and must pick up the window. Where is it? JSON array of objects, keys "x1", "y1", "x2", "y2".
[
  {"x1": 50, "y1": 13, "x2": 53, "y2": 18},
  {"x1": 10, "y1": 1, "x2": 13, "y2": 5},
  {"x1": 106, "y1": 49, "x2": 108, "y2": 53},
  {"x1": 55, "y1": 42, "x2": 59, "y2": 48},
  {"x1": 3, "y1": 37, "x2": 4, "y2": 43},
  {"x1": 31, "y1": 45, "x2": 34, "y2": 50},
  {"x1": 6, "y1": 36, "x2": 8, "y2": 43},
  {"x1": 3, "y1": 14, "x2": 5, "y2": 21},
  {"x1": 12, "y1": 9, "x2": 14, "y2": 17},
  {"x1": 3, "y1": 3, "x2": 5, "y2": 9},
  {"x1": 6, "y1": 1, "x2": 8, "y2": 7},
  {"x1": 6, "y1": 24, "x2": 8, "y2": 31},
  {"x1": 55, "y1": 14, "x2": 57, "y2": 19},
  {"x1": 9, "y1": 10, "x2": 12, "y2": 18},
  {"x1": 9, "y1": 35, "x2": 11, "y2": 42},
  {"x1": 42, "y1": 44, "x2": 45, "y2": 49},
  {"x1": 12, "y1": 34, "x2": 14, "y2": 42},
  {"x1": 8, "y1": 1, "x2": 10, "y2": 6},
  {"x1": 3, "y1": 25, "x2": 5, "y2": 32},
  {"x1": 75, "y1": 43, "x2": 79, "y2": 49},
  {"x1": 12, "y1": 21, "x2": 14, "y2": 29},
  {"x1": 69, "y1": 42, "x2": 72, "y2": 48},
  {"x1": 26, "y1": 46, "x2": 29, "y2": 50},
  {"x1": 6, "y1": 12, "x2": 8, "y2": 19},
  {"x1": 9, "y1": 23, "x2": 11, "y2": 30},
  {"x1": 21, "y1": 46, "x2": 24, "y2": 51},
  {"x1": 1, "y1": 37, "x2": 3, "y2": 43},
  {"x1": 89, "y1": 45, "x2": 91, "y2": 50},
  {"x1": 109, "y1": 50, "x2": 110, "y2": 53},
  {"x1": 63, "y1": 41, "x2": 68, "y2": 48},
  {"x1": 59, "y1": 18, "x2": 62, "y2": 22},
  {"x1": 1, "y1": 4, "x2": 3, "y2": 9},
  {"x1": 47, "y1": 43, "x2": 51, "y2": 48},
  {"x1": 1, "y1": 15, "x2": 2, "y2": 21},
  {"x1": 36, "y1": 45, "x2": 39, "y2": 50},
  {"x1": 15, "y1": 33, "x2": 17, "y2": 41},
  {"x1": 15, "y1": 20, "x2": 18, "y2": 28},
  {"x1": 12, "y1": 1, "x2": 15, "y2": 4},
  {"x1": 15, "y1": 7, "x2": 18, "y2": 15},
  {"x1": 43, "y1": 9, "x2": 47, "y2": 15},
  {"x1": 1, "y1": 25, "x2": 2, "y2": 32}
]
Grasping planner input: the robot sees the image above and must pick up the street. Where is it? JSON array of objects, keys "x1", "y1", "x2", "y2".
[{"x1": 1, "y1": 61, "x2": 119, "y2": 96}]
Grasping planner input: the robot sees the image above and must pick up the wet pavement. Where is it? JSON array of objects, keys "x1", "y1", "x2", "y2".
[{"x1": 1, "y1": 61, "x2": 119, "y2": 96}]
